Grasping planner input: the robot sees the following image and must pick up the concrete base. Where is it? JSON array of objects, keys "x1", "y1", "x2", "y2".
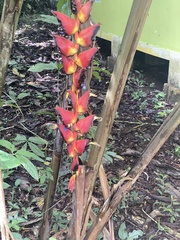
[{"x1": 163, "y1": 83, "x2": 180, "y2": 104}]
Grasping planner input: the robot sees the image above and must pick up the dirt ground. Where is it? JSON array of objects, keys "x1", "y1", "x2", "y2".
[{"x1": 1, "y1": 17, "x2": 180, "y2": 240}]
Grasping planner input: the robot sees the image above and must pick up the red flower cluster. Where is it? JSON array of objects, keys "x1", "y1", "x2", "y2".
[{"x1": 53, "y1": 0, "x2": 100, "y2": 192}]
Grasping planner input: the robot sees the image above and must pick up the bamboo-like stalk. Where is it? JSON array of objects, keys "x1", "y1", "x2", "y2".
[
  {"x1": 38, "y1": 130, "x2": 63, "y2": 240},
  {"x1": 81, "y1": 0, "x2": 152, "y2": 236},
  {"x1": 0, "y1": 0, "x2": 24, "y2": 98}
]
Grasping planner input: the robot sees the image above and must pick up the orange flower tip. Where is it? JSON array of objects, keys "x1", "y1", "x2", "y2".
[
  {"x1": 58, "y1": 124, "x2": 77, "y2": 143},
  {"x1": 75, "y1": 24, "x2": 100, "y2": 47},
  {"x1": 55, "y1": 107, "x2": 78, "y2": 126},
  {"x1": 72, "y1": 68, "x2": 83, "y2": 89},
  {"x1": 54, "y1": 35, "x2": 79, "y2": 56},
  {"x1": 62, "y1": 55, "x2": 77, "y2": 74},
  {"x1": 75, "y1": 48, "x2": 98, "y2": 68},
  {"x1": 68, "y1": 175, "x2": 76, "y2": 192},
  {"x1": 52, "y1": 11, "x2": 80, "y2": 35},
  {"x1": 77, "y1": 1, "x2": 94, "y2": 23}
]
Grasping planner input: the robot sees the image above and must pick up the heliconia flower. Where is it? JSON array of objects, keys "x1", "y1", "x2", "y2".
[
  {"x1": 68, "y1": 174, "x2": 76, "y2": 192},
  {"x1": 77, "y1": 1, "x2": 93, "y2": 23},
  {"x1": 75, "y1": 24, "x2": 100, "y2": 47},
  {"x1": 67, "y1": 141, "x2": 76, "y2": 158},
  {"x1": 74, "y1": 139, "x2": 89, "y2": 155},
  {"x1": 74, "y1": 115, "x2": 94, "y2": 134},
  {"x1": 71, "y1": 156, "x2": 79, "y2": 171},
  {"x1": 55, "y1": 107, "x2": 78, "y2": 126},
  {"x1": 72, "y1": 68, "x2": 83, "y2": 91},
  {"x1": 68, "y1": 139, "x2": 89, "y2": 157},
  {"x1": 77, "y1": 90, "x2": 90, "y2": 113},
  {"x1": 75, "y1": 48, "x2": 98, "y2": 68},
  {"x1": 62, "y1": 55, "x2": 77, "y2": 74},
  {"x1": 52, "y1": 11, "x2": 80, "y2": 35},
  {"x1": 68, "y1": 166, "x2": 81, "y2": 192},
  {"x1": 67, "y1": 90, "x2": 90, "y2": 113},
  {"x1": 54, "y1": 35, "x2": 79, "y2": 56},
  {"x1": 58, "y1": 124, "x2": 77, "y2": 144}
]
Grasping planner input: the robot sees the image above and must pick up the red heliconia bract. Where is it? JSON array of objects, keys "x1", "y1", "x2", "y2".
[
  {"x1": 68, "y1": 174, "x2": 76, "y2": 192},
  {"x1": 62, "y1": 55, "x2": 77, "y2": 74},
  {"x1": 54, "y1": 35, "x2": 79, "y2": 56},
  {"x1": 74, "y1": 139, "x2": 89, "y2": 155},
  {"x1": 71, "y1": 156, "x2": 79, "y2": 171},
  {"x1": 76, "y1": 90, "x2": 90, "y2": 113},
  {"x1": 52, "y1": 11, "x2": 80, "y2": 35},
  {"x1": 72, "y1": 68, "x2": 83, "y2": 92},
  {"x1": 67, "y1": 141, "x2": 76, "y2": 158},
  {"x1": 75, "y1": 48, "x2": 98, "y2": 68},
  {"x1": 67, "y1": 90, "x2": 90, "y2": 114},
  {"x1": 74, "y1": 115, "x2": 94, "y2": 134},
  {"x1": 55, "y1": 107, "x2": 78, "y2": 126},
  {"x1": 75, "y1": 24, "x2": 100, "y2": 47},
  {"x1": 58, "y1": 124, "x2": 77, "y2": 144},
  {"x1": 77, "y1": 1, "x2": 93, "y2": 23}
]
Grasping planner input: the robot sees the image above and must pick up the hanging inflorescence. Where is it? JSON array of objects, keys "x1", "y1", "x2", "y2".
[{"x1": 52, "y1": 0, "x2": 100, "y2": 191}]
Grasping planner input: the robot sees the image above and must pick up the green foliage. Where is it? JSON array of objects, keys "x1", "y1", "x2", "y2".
[
  {"x1": 0, "y1": 135, "x2": 46, "y2": 181},
  {"x1": 174, "y1": 145, "x2": 180, "y2": 157},
  {"x1": 92, "y1": 60, "x2": 111, "y2": 81},
  {"x1": 28, "y1": 62, "x2": 59, "y2": 72},
  {"x1": 118, "y1": 222, "x2": 144, "y2": 240},
  {"x1": 35, "y1": 14, "x2": 58, "y2": 24},
  {"x1": 57, "y1": 0, "x2": 71, "y2": 16}
]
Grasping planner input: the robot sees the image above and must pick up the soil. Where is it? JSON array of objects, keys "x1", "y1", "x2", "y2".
[{"x1": 0, "y1": 17, "x2": 180, "y2": 240}]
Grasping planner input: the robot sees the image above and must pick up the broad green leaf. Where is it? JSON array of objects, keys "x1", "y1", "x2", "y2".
[
  {"x1": 0, "y1": 140, "x2": 16, "y2": 153},
  {"x1": 35, "y1": 14, "x2": 58, "y2": 25},
  {"x1": 17, "y1": 92, "x2": 30, "y2": 99},
  {"x1": 28, "y1": 62, "x2": 58, "y2": 73},
  {"x1": 13, "y1": 134, "x2": 27, "y2": 144},
  {"x1": 128, "y1": 230, "x2": 144, "y2": 240},
  {"x1": 28, "y1": 142, "x2": 45, "y2": 158},
  {"x1": 17, "y1": 155, "x2": 39, "y2": 181},
  {"x1": 16, "y1": 148, "x2": 44, "y2": 162},
  {"x1": 0, "y1": 150, "x2": 21, "y2": 169},
  {"x1": 118, "y1": 222, "x2": 128, "y2": 240},
  {"x1": 28, "y1": 136, "x2": 47, "y2": 145}
]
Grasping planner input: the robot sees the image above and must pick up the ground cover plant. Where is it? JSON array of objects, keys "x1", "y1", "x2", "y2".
[{"x1": 0, "y1": 0, "x2": 180, "y2": 239}]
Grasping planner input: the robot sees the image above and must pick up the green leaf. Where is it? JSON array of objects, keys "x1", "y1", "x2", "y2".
[
  {"x1": 92, "y1": 71, "x2": 101, "y2": 80},
  {"x1": 3, "y1": 181, "x2": 10, "y2": 189},
  {"x1": 28, "y1": 142, "x2": 45, "y2": 158},
  {"x1": 17, "y1": 92, "x2": 31, "y2": 99},
  {"x1": 118, "y1": 222, "x2": 128, "y2": 240},
  {"x1": 28, "y1": 62, "x2": 58, "y2": 73},
  {"x1": 0, "y1": 140, "x2": 16, "y2": 153},
  {"x1": 11, "y1": 232, "x2": 23, "y2": 240},
  {"x1": 35, "y1": 14, "x2": 58, "y2": 25},
  {"x1": 16, "y1": 148, "x2": 44, "y2": 162},
  {"x1": 0, "y1": 151, "x2": 21, "y2": 169},
  {"x1": 17, "y1": 155, "x2": 39, "y2": 181},
  {"x1": 28, "y1": 136, "x2": 47, "y2": 145},
  {"x1": 13, "y1": 134, "x2": 27, "y2": 144},
  {"x1": 127, "y1": 230, "x2": 144, "y2": 240}
]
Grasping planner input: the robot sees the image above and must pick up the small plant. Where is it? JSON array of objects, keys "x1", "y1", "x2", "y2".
[{"x1": 118, "y1": 222, "x2": 144, "y2": 240}]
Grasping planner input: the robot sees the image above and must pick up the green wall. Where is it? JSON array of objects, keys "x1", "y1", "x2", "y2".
[{"x1": 92, "y1": 0, "x2": 180, "y2": 52}]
